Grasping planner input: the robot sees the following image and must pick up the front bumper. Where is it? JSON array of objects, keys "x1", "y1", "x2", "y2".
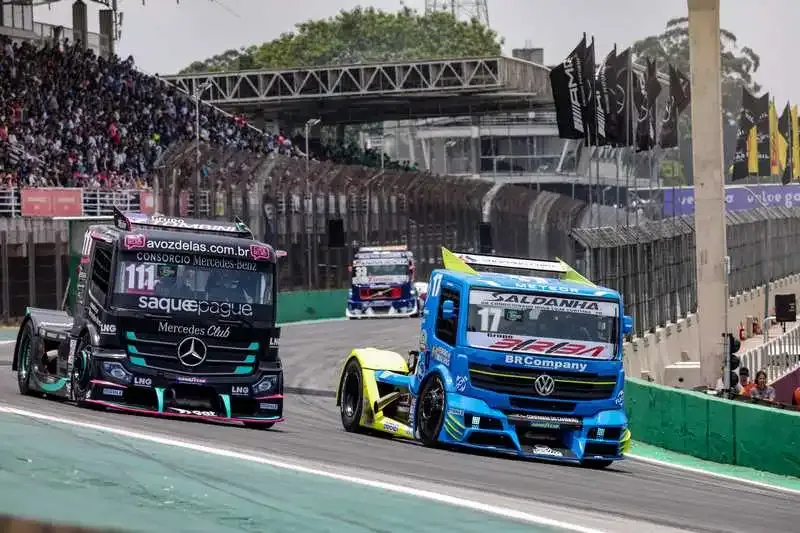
[
  {"x1": 346, "y1": 297, "x2": 418, "y2": 318},
  {"x1": 437, "y1": 392, "x2": 629, "y2": 463},
  {"x1": 84, "y1": 356, "x2": 284, "y2": 425}
]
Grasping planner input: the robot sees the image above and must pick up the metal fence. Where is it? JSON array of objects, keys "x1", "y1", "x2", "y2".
[
  {"x1": 151, "y1": 142, "x2": 589, "y2": 293},
  {"x1": 4, "y1": 142, "x2": 800, "y2": 338},
  {"x1": 572, "y1": 207, "x2": 800, "y2": 338},
  {"x1": 741, "y1": 322, "x2": 800, "y2": 384}
]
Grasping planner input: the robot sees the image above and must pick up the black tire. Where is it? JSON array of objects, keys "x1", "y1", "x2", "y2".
[
  {"x1": 70, "y1": 335, "x2": 95, "y2": 404},
  {"x1": 582, "y1": 459, "x2": 614, "y2": 469},
  {"x1": 416, "y1": 373, "x2": 446, "y2": 447},
  {"x1": 339, "y1": 358, "x2": 364, "y2": 432},
  {"x1": 15, "y1": 321, "x2": 36, "y2": 395}
]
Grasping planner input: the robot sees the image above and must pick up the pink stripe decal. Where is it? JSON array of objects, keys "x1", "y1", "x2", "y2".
[{"x1": 83, "y1": 400, "x2": 283, "y2": 425}]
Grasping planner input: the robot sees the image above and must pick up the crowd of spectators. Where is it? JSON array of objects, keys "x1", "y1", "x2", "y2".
[{"x1": 0, "y1": 36, "x2": 416, "y2": 192}]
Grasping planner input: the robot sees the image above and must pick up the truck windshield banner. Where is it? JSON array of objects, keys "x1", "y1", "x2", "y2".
[
  {"x1": 466, "y1": 289, "x2": 619, "y2": 360},
  {"x1": 352, "y1": 260, "x2": 409, "y2": 286}
]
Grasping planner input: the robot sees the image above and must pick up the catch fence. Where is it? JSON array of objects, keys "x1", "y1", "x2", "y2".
[{"x1": 572, "y1": 207, "x2": 800, "y2": 338}]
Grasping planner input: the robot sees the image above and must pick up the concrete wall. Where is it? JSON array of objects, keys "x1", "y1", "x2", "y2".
[{"x1": 623, "y1": 273, "x2": 800, "y2": 383}]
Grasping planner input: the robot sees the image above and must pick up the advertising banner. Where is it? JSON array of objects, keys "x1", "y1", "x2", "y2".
[
  {"x1": 663, "y1": 184, "x2": 800, "y2": 216},
  {"x1": 21, "y1": 188, "x2": 82, "y2": 217}
]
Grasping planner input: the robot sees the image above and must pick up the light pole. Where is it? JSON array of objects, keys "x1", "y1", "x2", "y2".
[
  {"x1": 305, "y1": 118, "x2": 321, "y2": 171},
  {"x1": 194, "y1": 80, "x2": 212, "y2": 216},
  {"x1": 303, "y1": 117, "x2": 321, "y2": 288},
  {"x1": 738, "y1": 186, "x2": 772, "y2": 344}
]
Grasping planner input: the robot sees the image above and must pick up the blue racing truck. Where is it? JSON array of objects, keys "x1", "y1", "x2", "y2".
[
  {"x1": 335, "y1": 248, "x2": 633, "y2": 468},
  {"x1": 346, "y1": 245, "x2": 419, "y2": 319}
]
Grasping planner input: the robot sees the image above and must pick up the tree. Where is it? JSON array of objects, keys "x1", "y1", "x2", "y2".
[
  {"x1": 631, "y1": 17, "x2": 762, "y2": 184},
  {"x1": 180, "y1": 6, "x2": 503, "y2": 74}
]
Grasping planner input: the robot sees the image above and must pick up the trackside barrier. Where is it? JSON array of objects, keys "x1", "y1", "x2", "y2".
[
  {"x1": 277, "y1": 290, "x2": 348, "y2": 324},
  {"x1": 625, "y1": 377, "x2": 800, "y2": 478}
]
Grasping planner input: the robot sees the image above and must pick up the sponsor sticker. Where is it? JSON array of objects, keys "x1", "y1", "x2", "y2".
[
  {"x1": 470, "y1": 290, "x2": 619, "y2": 317},
  {"x1": 455, "y1": 375, "x2": 468, "y2": 392},
  {"x1": 138, "y1": 296, "x2": 252, "y2": 318},
  {"x1": 531, "y1": 445, "x2": 563, "y2": 457},
  {"x1": 502, "y1": 354, "x2": 588, "y2": 372},
  {"x1": 133, "y1": 376, "x2": 152, "y2": 387},
  {"x1": 124, "y1": 234, "x2": 146, "y2": 249},
  {"x1": 168, "y1": 407, "x2": 216, "y2": 417},
  {"x1": 383, "y1": 421, "x2": 399, "y2": 432},
  {"x1": 100, "y1": 323, "x2": 116, "y2": 334},
  {"x1": 157, "y1": 321, "x2": 231, "y2": 338},
  {"x1": 231, "y1": 385, "x2": 249, "y2": 396},
  {"x1": 103, "y1": 388, "x2": 123, "y2": 397},
  {"x1": 431, "y1": 345, "x2": 451, "y2": 366},
  {"x1": 176, "y1": 376, "x2": 207, "y2": 384},
  {"x1": 447, "y1": 408, "x2": 464, "y2": 417}
]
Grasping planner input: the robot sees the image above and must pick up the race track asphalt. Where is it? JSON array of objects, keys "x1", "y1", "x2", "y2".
[{"x1": 0, "y1": 320, "x2": 796, "y2": 533}]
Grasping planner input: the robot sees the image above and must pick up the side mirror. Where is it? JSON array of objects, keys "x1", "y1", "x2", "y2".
[
  {"x1": 442, "y1": 299, "x2": 455, "y2": 320},
  {"x1": 622, "y1": 315, "x2": 633, "y2": 335}
]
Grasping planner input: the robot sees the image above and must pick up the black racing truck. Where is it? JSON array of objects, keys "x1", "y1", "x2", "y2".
[{"x1": 11, "y1": 208, "x2": 284, "y2": 428}]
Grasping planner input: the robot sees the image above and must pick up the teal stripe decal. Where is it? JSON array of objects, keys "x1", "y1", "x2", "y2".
[
  {"x1": 155, "y1": 387, "x2": 165, "y2": 413},
  {"x1": 220, "y1": 394, "x2": 231, "y2": 418}
]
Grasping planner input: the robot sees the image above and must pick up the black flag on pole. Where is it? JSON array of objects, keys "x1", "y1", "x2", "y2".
[
  {"x1": 659, "y1": 64, "x2": 691, "y2": 149},
  {"x1": 550, "y1": 35, "x2": 589, "y2": 140},
  {"x1": 582, "y1": 37, "x2": 597, "y2": 146},
  {"x1": 612, "y1": 48, "x2": 633, "y2": 147},
  {"x1": 596, "y1": 46, "x2": 617, "y2": 147},
  {"x1": 731, "y1": 88, "x2": 760, "y2": 181}
]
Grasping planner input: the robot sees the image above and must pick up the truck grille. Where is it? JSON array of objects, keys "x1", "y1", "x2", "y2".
[
  {"x1": 125, "y1": 331, "x2": 258, "y2": 376},
  {"x1": 469, "y1": 363, "x2": 616, "y2": 401},
  {"x1": 359, "y1": 287, "x2": 401, "y2": 300}
]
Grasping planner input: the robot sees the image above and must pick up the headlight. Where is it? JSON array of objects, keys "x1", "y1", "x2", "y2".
[
  {"x1": 103, "y1": 362, "x2": 132, "y2": 383},
  {"x1": 253, "y1": 374, "x2": 279, "y2": 394}
]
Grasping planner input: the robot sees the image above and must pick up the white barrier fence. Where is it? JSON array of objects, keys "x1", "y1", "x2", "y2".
[{"x1": 740, "y1": 323, "x2": 800, "y2": 383}]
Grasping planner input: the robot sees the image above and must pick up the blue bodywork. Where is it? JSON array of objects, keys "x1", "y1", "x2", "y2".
[
  {"x1": 345, "y1": 247, "x2": 418, "y2": 319},
  {"x1": 376, "y1": 267, "x2": 632, "y2": 464}
]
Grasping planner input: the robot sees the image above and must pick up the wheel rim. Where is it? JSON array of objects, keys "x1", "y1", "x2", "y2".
[
  {"x1": 72, "y1": 347, "x2": 92, "y2": 397},
  {"x1": 341, "y1": 368, "x2": 360, "y2": 419},
  {"x1": 17, "y1": 333, "x2": 30, "y2": 383},
  {"x1": 419, "y1": 376, "x2": 444, "y2": 437}
]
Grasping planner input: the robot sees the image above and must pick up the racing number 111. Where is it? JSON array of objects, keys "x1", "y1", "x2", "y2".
[{"x1": 125, "y1": 263, "x2": 156, "y2": 291}]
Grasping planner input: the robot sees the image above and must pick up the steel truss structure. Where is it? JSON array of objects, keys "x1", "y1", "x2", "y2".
[{"x1": 161, "y1": 56, "x2": 552, "y2": 106}]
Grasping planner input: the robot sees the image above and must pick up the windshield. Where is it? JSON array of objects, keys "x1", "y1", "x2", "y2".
[
  {"x1": 466, "y1": 289, "x2": 619, "y2": 360},
  {"x1": 112, "y1": 252, "x2": 273, "y2": 307},
  {"x1": 352, "y1": 260, "x2": 409, "y2": 282}
]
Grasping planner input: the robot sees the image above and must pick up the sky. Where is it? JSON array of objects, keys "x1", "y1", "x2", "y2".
[{"x1": 32, "y1": 0, "x2": 798, "y2": 104}]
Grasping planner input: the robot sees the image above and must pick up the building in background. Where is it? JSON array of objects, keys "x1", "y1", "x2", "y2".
[{"x1": 0, "y1": 0, "x2": 113, "y2": 58}]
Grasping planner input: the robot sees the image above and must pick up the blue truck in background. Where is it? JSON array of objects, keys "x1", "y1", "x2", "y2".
[
  {"x1": 345, "y1": 245, "x2": 420, "y2": 319},
  {"x1": 336, "y1": 247, "x2": 633, "y2": 468}
]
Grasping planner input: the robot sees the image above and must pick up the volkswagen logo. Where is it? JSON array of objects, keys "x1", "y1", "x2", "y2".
[
  {"x1": 534, "y1": 374, "x2": 555, "y2": 396},
  {"x1": 176, "y1": 337, "x2": 207, "y2": 367}
]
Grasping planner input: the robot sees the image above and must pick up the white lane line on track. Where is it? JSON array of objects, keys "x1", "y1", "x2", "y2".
[
  {"x1": 625, "y1": 454, "x2": 800, "y2": 496},
  {"x1": 0, "y1": 405, "x2": 605, "y2": 533}
]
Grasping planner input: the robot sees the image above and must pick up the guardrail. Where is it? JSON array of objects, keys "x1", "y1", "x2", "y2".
[
  {"x1": 0, "y1": 187, "x2": 145, "y2": 217},
  {"x1": 741, "y1": 323, "x2": 800, "y2": 383},
  {"x1": 572, "y1": 208, "x2": 800, "y2": 338}
]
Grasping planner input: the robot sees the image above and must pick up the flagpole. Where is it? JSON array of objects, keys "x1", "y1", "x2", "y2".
[
  {"x1": 591, "y1": 36, "x2": 601, "y2": 228},
  {"x1": 625, "y1": 51, "x2": 633, "y2": 227}
]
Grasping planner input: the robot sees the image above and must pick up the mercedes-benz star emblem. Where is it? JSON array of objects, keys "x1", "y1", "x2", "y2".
[
  {"x1": 177, "y1": 337, "x2": 207, "y2": 367},
  {"x1": 534, "y1": 374, "x2": 555, "y2": 396}
]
